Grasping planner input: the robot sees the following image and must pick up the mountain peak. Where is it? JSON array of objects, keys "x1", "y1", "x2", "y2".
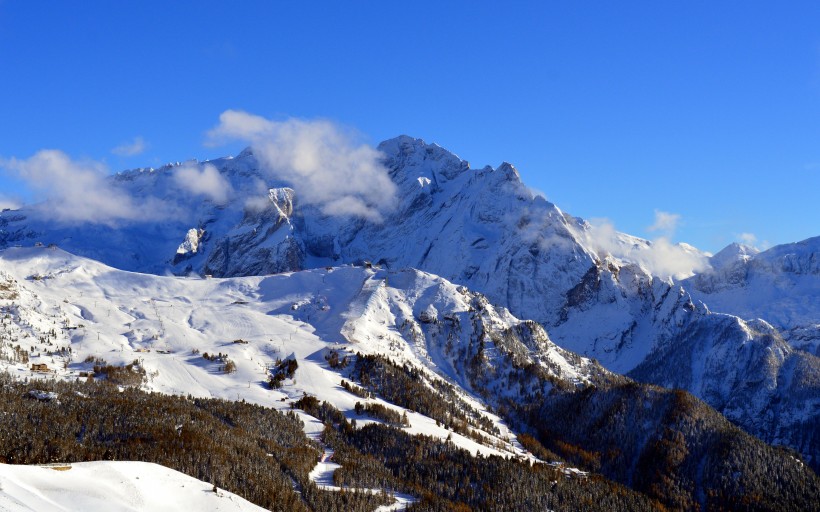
[
  {"x1": 237, "y1": 146, "x2": 255, "y2": 159},
  {"x1": 709, "y1": 242, "x2": 760, "y2": 270},
  {"x1": 378, "y1": 135, "x2": 470, "y2": 183},
  {"x1": 496, "y1": 161, "x2": 521, "y2": 182},
  {"x1": 377, "y1": 134, "x2": 429, "y2": 156}
]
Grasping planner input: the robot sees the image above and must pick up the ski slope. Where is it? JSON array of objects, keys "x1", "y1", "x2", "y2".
[
  {"x1": 0, "y1": 247, "x2": 552, "y2": 459},
  {"x1": 0, "y1": 461, "x2": 266, "y2": 512}
]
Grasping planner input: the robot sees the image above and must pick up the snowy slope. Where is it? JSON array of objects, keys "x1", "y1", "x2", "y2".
[
  {"x1": 0, "y1": 247, "x2": 601, "y2": 460},
  {"x1": 0, "y1": 461, "x2": 266, "y2": 512}
]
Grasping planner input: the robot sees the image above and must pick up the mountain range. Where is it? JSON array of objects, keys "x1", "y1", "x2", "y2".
[{"x1": 1, "y1": 135, "x2": 818, "y2": 509}]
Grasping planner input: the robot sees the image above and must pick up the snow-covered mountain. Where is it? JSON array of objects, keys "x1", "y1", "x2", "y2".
[
  {"x1": 0, "y1": 137, "x2": 709, "y2": 371},
  {"x1": 630, "y1": 314, "x2": 819, "y2": 463},
  {"x1": 685, "y1": 237, "x2": 820, "y2": 355},
  {"x1": 0, "y1": 246, "x2": 605, "y2": 460},
  {"x1": 1, "y1": 136, "x2": 818, "y2": 469}
]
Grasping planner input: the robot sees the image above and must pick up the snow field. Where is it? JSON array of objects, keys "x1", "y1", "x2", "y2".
[
  {"x1": 0, "y1": 461, "x2": 266, "y2": 512},
  {"x1": 0, "y1": 248, "x2": 528, "y2": 460}
]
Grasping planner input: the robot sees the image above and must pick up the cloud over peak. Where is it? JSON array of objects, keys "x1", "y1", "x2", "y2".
[
  {"x1": 0, "y1": 112, "x2": 396, "y2": 226},
  {"x1": 1, "y1": 150, "x2": 168, "y2": 225},
  {"x1": 208, "y1": 110, "x2": 397, "y2": 221},
  {"x1": 172, "y1": 163, "x2": 233, "y2": 204},
  {"x1": 576, "y1": 216, "x2": 710, "y2": 279}
]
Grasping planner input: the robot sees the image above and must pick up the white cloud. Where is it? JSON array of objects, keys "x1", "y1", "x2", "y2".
[
  {"x1": 634, "y1": 236, "x2": 710, "y2": 279},
  {"x1": 172, "y1": 163, "x2": 233, "y2": 204},
  {"x1": 112, "y1": 136, "x2": 147, "y2": 156},
  {"x1": 241, "y1": 177, "x2": 276, "y2": 213},
  {"x1": 737, "y1": 232, "x2": 757, "y2": 247},
  {"x1": 207, "y1": 110, "x2": 397, "y2": 221},
  {"x1": 647, "y1": 210, "x2": 680, "y2": 235},
  {"x1": 736, "y1": 233, "x2": 771, "y2": 251},
  {"x1": 576, "y1": 217, "x2": 710, "y2": 279},
  {"x1": 527, "y1": 187, "x2": 548, "y2": 201},
  {"x1": 582, "y1": 218, "x2": 619, "y2": 255},
  {"x1": 1, "y1": 150, "x2": 169, "y2": 225}
]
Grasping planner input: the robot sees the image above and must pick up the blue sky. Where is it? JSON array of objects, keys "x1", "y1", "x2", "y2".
[{"x1": 1, "y1": 1, "x2": 818, "y2": 253}]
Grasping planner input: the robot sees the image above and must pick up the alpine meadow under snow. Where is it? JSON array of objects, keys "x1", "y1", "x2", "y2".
[{"x1": 0, "y1": 130, "x2": 818, "y2": 511}]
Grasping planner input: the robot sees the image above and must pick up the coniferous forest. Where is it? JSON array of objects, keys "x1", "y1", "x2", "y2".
[{"x1": 3, "y1": 360, "x2": 817, "y2": 511}]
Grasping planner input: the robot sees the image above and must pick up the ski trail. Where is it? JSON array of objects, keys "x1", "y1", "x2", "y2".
[{"x1": 301, "y1": 414, "x2": 416, "y2": 511}]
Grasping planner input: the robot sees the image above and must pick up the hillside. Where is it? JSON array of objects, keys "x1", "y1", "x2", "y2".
[
  {"x1": 0, "y1": 462, "x2": 268, "y2": 512},
  {"x1": 0, "y1": 247, "x2": 818, "y2": 510}
]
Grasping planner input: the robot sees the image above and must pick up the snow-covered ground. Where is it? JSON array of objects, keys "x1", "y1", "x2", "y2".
[
  {"x1": 0, "y1": 461, "x2": 266, "y2": 512},
  {"x1": 0, "y1": 246, "x2": 611, "y2": 511},
  {"x1": 0, "y1": 247, "x2": 531, "y2": 459}
]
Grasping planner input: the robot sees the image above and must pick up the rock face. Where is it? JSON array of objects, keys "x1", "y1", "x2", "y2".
[
  {"x1": 1, "y1": 135, "x2": 818, "y2": 467},
  {"x1": 203, "y1": 187, "x2": 304, "y2": 277}
]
